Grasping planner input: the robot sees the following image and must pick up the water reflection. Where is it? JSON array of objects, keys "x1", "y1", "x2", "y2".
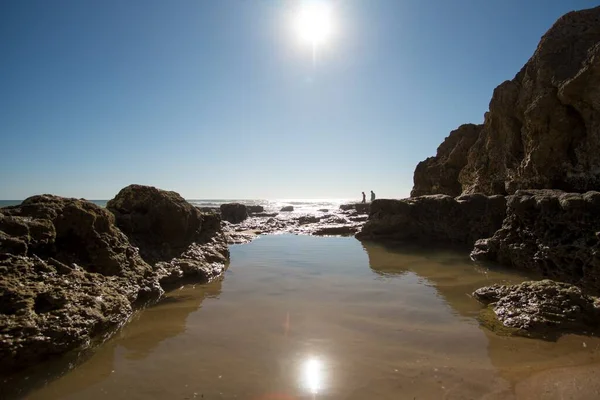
[
  {"x1": 13, "y1": 235, "x2": 600, "y2": 399},
  {"x1": 2, "y1": 280, "x2": 222, "y2": 400},
  {"x1": 301, "y1": 357, "x2": 324, "y2": 395}
]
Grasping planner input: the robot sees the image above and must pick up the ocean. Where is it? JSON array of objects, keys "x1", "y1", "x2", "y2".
[
  {"x1": 0, "y1": 199, "x2": 352, "y2": 215},
  {"x1": 11, "y1": 234, "x2": 600, "y2": 399}
]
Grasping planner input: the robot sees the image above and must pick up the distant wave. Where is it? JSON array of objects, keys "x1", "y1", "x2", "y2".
[{"x1": 2, "y1": 199, "x2": 354, "y2": 214}]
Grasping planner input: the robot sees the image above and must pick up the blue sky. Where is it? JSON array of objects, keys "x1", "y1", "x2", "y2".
[{"x1": 0, "y1": 0, "x2": 594, "y2": 200}]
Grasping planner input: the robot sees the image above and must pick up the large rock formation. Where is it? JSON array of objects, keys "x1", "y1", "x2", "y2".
[
  {"x1": 472, "y1": 190, "x2": 600, "y2": 293},
  {"x1": 413, "y1": 6, "x2": 600, "y2": 196},
  {"x1": 473, "y1": 280, "x2": 600, "y2": 339},
  {"x1": 411, "y1": 124, "x2": 482, "y2": 197},
  {"x1": 107, "y1": 185, "x2": 229, "y2": 285},
  {"x1": 356, "y1": 194, "x2": 506, "y2": 246},
  {"x1": 0, "y1": 186, "x2": 229, "y2": 374},
  {"x1": 219, "y1": 203, "x2": 249, "y2": 224},
  {"x1": 0, "y1": 195, "x2": 159, "y2": 373}
]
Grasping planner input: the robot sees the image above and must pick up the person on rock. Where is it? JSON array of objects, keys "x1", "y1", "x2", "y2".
[
  {"x1": 370, "y1": 190, "x2": 376, "y2": 202},
  {"x1": 361, "y1": 192, "x2": 366, "y2": 203}
]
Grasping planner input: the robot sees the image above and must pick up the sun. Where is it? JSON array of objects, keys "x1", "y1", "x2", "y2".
[{"x1": 294, "y1": 1, "x2": 335, "y2": 48}]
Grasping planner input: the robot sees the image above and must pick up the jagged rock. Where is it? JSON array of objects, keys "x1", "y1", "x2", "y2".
[
  {"x1": 471, "y1": 190, "x2": 600, "y2": 293},
  {"x1": 473, "y1": 280, "x2": 600, "y2": 339},
  {"x1": 107, "y1": 185, "x2": 227, "y2": 263},
  {"x1": 0, "y1": 195, "x2": 159, "y2": 373},
  {"x1": 356, "y1": 194, "x2": 506, "y2": 246},
  {"x1": 412, "y1": 7, "x2": 600, "y2": 196},
  {"x1": 0, "y1": 186, "x2": 230, "y2": 374},
  {"x1": 247, "y1": 205, "x2": 264, "y2": 214},
  {"x1": 280, "y1": 206, "x2": 294, "y2": 212},
  {"x1": 108, "y1": 185, "x2": 229, "y2": 281},
  {"x1": 411, "y1": 124, "x2": 482, "y2": 197},
  {"x1": 218, "y1": 203, "x2": 248, "y2": 224}
]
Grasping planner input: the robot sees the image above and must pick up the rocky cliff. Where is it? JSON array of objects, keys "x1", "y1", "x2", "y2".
[
  {"x1": 472, "y1": 190, "x2": 600, "y2": 293},
  {"x1": 411, "y1": 124, "x2": 482, "y2": 197},
  {"x1": 413, "y1": 6, "x2": 600, "y2": 196}
]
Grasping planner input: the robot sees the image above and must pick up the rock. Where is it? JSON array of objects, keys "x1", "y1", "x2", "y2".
[
  {"x1": 0, "y1": 186, "x2": 230, "y2": 374},
  {"x1": 473, "y1": 280, "x2": 600, "y2": 339},
  {"x1": 107, "y1": 185, "x2": 229, "y2": 282},
  {"x1": 247, "y1": 205, "x2": 264, "y2": 214},
  {"x1": 297, "y1": 215, "x2": 321, "y2": 225},
  {"x1": 349, "y1": 215, "x2": 369, "y2": 222},
  {"x1": 198, "y1": 206, "x2": 219, "y2": 213},
  {"x1": 339, "y1": 203, "x2": 370, "y2": 214},
  {"x1": 252, "y1": 212, "x2": 278, "y2": 218},
  {"x1": 313, "y1": 225, "x2": 359, "y2": 236},
  {"x1": 218, "y1": 203, "x2": 248, "y2": 224},
  {"x1": 280, "y1": 206, "x2": 294, "y2": 212},
  {"x1": 471, "y1": 190, "x2": 600, "y2": 293},
  {"x1": 411, "y1": 124, "x2": 481, "y2": 197},
  {"x1": 356, "y1": 194, "x2": 506, "y2": 246},
  {"x1": 318, "y1": 209, "x2": 329, "y2": 212},
  {"x1": 0, "y1": 195, "x2": 159, "y2": 373},
  {"x1": 412, "y1": 7, "x2": 600, "y2": 196}
]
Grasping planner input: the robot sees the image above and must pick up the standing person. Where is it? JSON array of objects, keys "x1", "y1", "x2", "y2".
[
  {"x1": 370, "y1": 190, "x2": 376, "y2": 202},
  {"x1": 361, "y1": 192, "x2": 366, "y2": 203}
]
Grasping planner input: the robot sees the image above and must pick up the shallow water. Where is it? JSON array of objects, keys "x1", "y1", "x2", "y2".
[{"x1": 10, "y1": 235, "x2": 600, "y2": 399}]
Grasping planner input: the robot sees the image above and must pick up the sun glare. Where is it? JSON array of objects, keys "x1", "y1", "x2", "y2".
[{"x1": 294, "y1": 1, "x2": 335, "y2": 48}]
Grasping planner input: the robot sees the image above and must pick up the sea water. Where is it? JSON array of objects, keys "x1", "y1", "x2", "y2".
[{"x1": 7, "y1": 235, "x2": 600, "y2": 400}]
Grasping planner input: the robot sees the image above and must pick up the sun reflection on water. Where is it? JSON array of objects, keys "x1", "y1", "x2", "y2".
[{"x1": 301, "y1": 357, "x2": 324, "y2": 396}]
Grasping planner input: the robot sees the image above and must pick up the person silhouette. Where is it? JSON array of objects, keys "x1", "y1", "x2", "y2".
[
  {"x1": 361, "y1": 192, "x2": 366, "y2": 203},
  {"x1": 370, "y1": 190, "x2": 376, "y2": 202}
]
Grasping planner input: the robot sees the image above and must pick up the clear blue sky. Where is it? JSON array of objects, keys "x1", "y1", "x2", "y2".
[{"x1": 0, "y1": 0, "x2": 594, "y2": 200}]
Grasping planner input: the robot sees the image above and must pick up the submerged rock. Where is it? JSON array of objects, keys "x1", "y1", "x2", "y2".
[
  {"x1": 356, "y1": 194, "x2": 506, "y2": 246},
  {"x1": 473, "y1": 280, "x2": 600, "y2": 339},
  {"x1": 280, "y1": 206, "x2": 294, "y2": 212},
  {"x1": 412, "y1": 7, "x2": 600, "y2": 196},
  {"x1": 219, "y1": 203, "x2": 249, "y2": 224},
  {"x1": 471, "y1": 190, "x2": 600, "y2": 293}
]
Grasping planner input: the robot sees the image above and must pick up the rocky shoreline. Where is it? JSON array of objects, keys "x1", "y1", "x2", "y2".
[
  {"x1": 2, "y1": 4, "x2": 600, "y2": 382},
  {"x1": 0, "y1": 185, "x2": 229, "y2": 374},
  {"x1": 0, "y1": 188, "x2": 372, "y2": 375},
  {"x1": 361, "y1": 6, "x2": 600, "y2": 340}
]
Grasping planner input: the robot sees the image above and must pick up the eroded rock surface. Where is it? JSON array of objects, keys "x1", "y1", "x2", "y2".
[
  {"x1": 412, "y1": 6, "x2": 600, "y2": 196},
  {"x1": 219, "y1": 203, "x2": 249, "y2": 224},
  {"x1": 411, "y1": 124, "x2": 482, "y2": 197},
  {"x1": 0, "y1": 196, "x2": 158, "y2": 373},
  {"x1": 107, "y1": 185, "x2": 229, "y2": 285},
  {"x1": 1, "y1": 186, "x2": 229, "y2": 374},
  {"x1": 356, "y1": 194, "x2": 506, "y2": 246},
  {"x1": 473, "y1": 280, "x2": 600, "y2": 338},
  {"x1": 471, "y1": 190, "x2": 600, "y2": 293}
]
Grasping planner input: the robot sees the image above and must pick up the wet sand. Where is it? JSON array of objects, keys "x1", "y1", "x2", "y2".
[{"x1": 8, "y1": 235, "x2": 600, "y2": 399}]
